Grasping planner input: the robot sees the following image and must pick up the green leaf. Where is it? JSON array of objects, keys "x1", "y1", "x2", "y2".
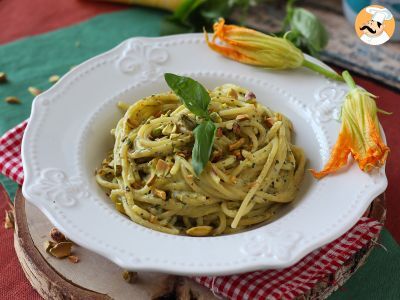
[
  {"x1": 164, "y1": 73, "x2": 210, "y2": 118},
  {"x1": 160, "y1": 18, "x2": 193, "y2": 35},
  {"x1": 290, "y1": 8, "x2": 328, "y2": 52},
  {"x1": 172, "y1": 0, "x2": 207, "y2": 22},
  {"x1": 192, "y1": 120, "x2": 217, "y2": 176}
]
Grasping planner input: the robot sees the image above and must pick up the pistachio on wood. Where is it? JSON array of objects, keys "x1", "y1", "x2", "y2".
[
  {"x1": 186, "y1": 226, "x2": 213, "y2": 237},
  {"x1": 4, "y1": 96, "x2": 20, "y2": 104},
  {"x1": 122, "y1": 270, "x2": 138, "y2": 284},
  {"x1": 49, "y1": 241, "x2": 73, "y2": 258},
  {"x1": 229, "y1": 138, "x2": 246, "y2": 151},
  {"x1": 4, "y1": 210, "x2": 14, "y2": 229},
  {"x1": 44, "y1": 240, "x2": 56, "y2": 252},
  {"x1": 68, "y1": 255, "x2": 80, "y2": 263},
  {"x1": 50, "y1": 227, "x2": 66, "y2": 243}
]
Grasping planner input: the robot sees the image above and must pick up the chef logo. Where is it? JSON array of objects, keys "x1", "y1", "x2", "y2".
[{"x1": 355, "y1": 5, "x2": 395, "y2": 46}]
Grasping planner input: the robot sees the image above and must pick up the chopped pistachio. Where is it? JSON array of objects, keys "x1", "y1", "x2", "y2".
[
  {"x1": 236, "y1": 114, "x2": 250, "y2": 121},
  {"x1": 232, "y1": 123, "x2": 241, "y2": 135},
  {"x1": 186, "y1": 225, "x2": 213, "y2": 236},
  {"x1": 245, "y1": 91, "x2": 256, "y2": 102},
  {"x1": 44, "y1": 240, "x2": 56, "y2": 252},
  {"x1": 155, "y1": 159, "x2": 171, "y2": 177},
  {"x1": 4, "y1": 96, "x2": 20, "y2": 104},
  {"x1": 229, "y1": 138, "x2": 246, "y2": 151},
  {"x1": 0, "y1": 72, "x2": 7, "y2": 83},
  {"x1": 146, "y1": 173, "x2": 157, "y2": 186},
  {"x1": 49, "y1": 75, "x2": 60, "y2": 84},
  {"x1": 216, "y1": 127, "x2": 223, "y2": 137},
  {"x1": 122, "y1": 271, "x2": 138, "y2": 284},
  {"x1": 4, "y1": 210, "x2": 14, "y2": 229},
  {"x1": 49, "y1": 241, "x2": 73, "y2": 258},
  {"x1": 28, "y1": 86, "x2": 41, "y2": 96},
  {"x1": 68, "y1": 255, "x2": 80, "y2": 263},
  {"x1": 50, "y1": 228, "x2": 66, "y2": 243},
  {"x1": 228, "y1": 89, "x2": 238, "y2": 99},
  {"x1": 152, "y1": 188, "x2": 166, "y2": 200}
]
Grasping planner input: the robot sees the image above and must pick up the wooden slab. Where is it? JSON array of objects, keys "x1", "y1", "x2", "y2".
[
  {"x1": 12, "y1": 188, "x2": 386, "y2": 300},
  {"x1": 13, "y1": 189, "x2": 216, "y2": 300}
]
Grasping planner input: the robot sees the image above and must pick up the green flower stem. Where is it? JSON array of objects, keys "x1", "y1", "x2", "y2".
[
  {"x1": 342, "y1": 70, "x2": 356, "y2": 89},
  {"x1": 302, "y1": 59, "x2": 343, "y2": 82}
]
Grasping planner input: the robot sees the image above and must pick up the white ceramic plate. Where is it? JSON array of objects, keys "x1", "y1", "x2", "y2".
[{"x1": 22, "y1": 34, "x2": 387, "y2": 276}]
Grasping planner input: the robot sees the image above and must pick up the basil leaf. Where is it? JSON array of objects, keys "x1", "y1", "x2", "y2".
[
  {"x1": 290, "y1": 8, "x2": 328, "y2": 52},
  {"x1": 172, "y1": 0, "x2": 207, "y2": 22},
  {"x1": 192, "y1": 120, "x2": 216, "y2": 176},
  {"x1": 160, "y1": 18, "x2": 193, "y2": 36},
  {"x1": 164, "y1": 73, "x2": 210, "y2": 118}
]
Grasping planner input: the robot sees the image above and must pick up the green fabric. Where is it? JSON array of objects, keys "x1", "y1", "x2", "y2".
[{"x1": 0, "y1": 8, "x2": 399, "y2": 299}]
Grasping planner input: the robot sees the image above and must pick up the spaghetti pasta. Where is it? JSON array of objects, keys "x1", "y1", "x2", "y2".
[{"x1": 96, "y1": 84, "x2": 306, "y2": 236}]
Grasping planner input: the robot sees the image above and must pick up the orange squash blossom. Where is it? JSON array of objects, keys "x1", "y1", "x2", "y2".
[{"x1": 311, "y1": 71, "x2": 389, "y2": 178}]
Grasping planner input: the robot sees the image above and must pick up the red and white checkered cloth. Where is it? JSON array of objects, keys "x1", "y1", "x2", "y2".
[{"x1": 0, "y1": 121, "x2": 382, "y2": 300}]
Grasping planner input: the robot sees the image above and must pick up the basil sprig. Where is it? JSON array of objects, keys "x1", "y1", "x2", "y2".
[{"x1": 164, "y1": 73, "x2": 217, "y2": 176}]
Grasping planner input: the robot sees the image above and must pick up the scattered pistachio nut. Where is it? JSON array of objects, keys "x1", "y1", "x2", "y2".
[
  {"x1": 68, "y1": 255, "x2": 80, "y2": 263},
  {"x1": 244, "y1": 91, "x2": 256, "y2": 101},
  {"x1": 0, "y1": 72, "x2": 7, "y2": 83},
  {"x1": 49, "y1": 75, "x2": 60, "y2": 84},
  {"x1": 49, "y1": 241, "x2": 73, "y2": 258},
  {"x1": 28, "y1": 86, "x2": 41, "y2": 96},
  {"x1": 152, "y1": 188, "x2": 166, "y2": 200},
  {"x1": 216, "y1": 127, "x2": 223, "y2": 137},
  {"x1": 155, "y1": 159, "x2": 171, "y2": 177},
  {"x1": 4, "y1": 96, "x2": 20, "y2": 104},
  {"x1": 122, "y1": 270, "x2": 138, "y2": 284},
  {"x1": 264, "y1": 117, "x2": 274, "y2": 128},
  {"x1": 146, "y1": 173, "x2": 157, "y2": 186},
  {"x1": 236, "y1": 114, "x2": 250, "y2": 121},
  {"x1": 50, "y1": 227, "x2": 66, "y2": 243},
  {"x1": 233, "y1": 149, "x2": 243, "y2": 160},
  {"x1": 44, "y1": 240, "x2": 56, "y2": 252},
  {"x1": 186, "y1": 226, "x2": 213, "y2": 237},
  {"x1": 229, "y1": 138, "x2": 246, "y2": 151},
  {"x1": 232, "y1": 122, "x2": 241, "y2": 135},
  {"x1": 225, "y1": 121, "x2": 234, "y2": 130},
  {"x1": 4, "y1": 210, "x2": 14, "y2": 229},
  {"x1": 228, "y1": 89, "x2": 238, "y2": 99}
]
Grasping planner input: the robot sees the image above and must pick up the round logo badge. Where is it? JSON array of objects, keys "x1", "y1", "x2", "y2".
[{"x1": 355, "y1": 4, "x2": 396, "y2": 46}]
